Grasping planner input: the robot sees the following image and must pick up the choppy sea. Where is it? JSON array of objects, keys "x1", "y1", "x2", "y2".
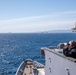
[{"x1": 0, "y1": 33, "x2": 76, "y2": 75}]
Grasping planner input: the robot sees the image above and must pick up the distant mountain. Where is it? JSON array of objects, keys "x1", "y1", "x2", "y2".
[{"x1": 41, "y1": 30, "x2": 75, "y2": 33}]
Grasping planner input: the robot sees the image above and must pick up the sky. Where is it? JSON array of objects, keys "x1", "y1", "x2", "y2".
[{"x1": 0, "y1": 0, "x2": 76, "y2": 33}]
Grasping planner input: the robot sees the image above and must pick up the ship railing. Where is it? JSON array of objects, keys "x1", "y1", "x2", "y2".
[{"x1": 15, "y1": 61, "x2": 26, "y2": 75}]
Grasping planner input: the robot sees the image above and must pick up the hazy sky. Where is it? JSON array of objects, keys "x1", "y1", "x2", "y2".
[{"x1": 0, "y1": 0, "x2": 76, "y2": 33}]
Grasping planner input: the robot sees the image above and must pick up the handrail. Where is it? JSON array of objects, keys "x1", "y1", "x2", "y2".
[{"x1": 15, "y1": 61, "x2": 26, "y2": 75}]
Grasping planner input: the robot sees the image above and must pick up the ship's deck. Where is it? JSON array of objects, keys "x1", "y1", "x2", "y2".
[
  {"x1": 16, "y1": 59, "x2": 45, "y2": 75},
  {"x1": 22, "y1": 60, "x2": 44, "y2": 75},
  {"x1": 23, "y1": 64, "x2": 34, "y2": 75}
]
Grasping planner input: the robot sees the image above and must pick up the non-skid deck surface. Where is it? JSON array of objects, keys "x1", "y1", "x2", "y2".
[{"x1": 23, "y1": 65, "x2": 34, "y2": 75}]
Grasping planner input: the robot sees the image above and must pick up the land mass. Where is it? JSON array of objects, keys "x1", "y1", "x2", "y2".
[{"x1": 41, "y1": 30, "x2": 75, "y2": 33}]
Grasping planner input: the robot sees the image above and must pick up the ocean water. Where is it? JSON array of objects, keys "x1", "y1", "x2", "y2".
[{"x1": 0, "y1": 33, "x2": 76, "y2": 75}]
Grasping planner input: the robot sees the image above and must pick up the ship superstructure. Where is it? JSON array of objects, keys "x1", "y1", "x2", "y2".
[
  {"x1": 72, "y1": 22, "x2": 76, "y2": 32},
  {"x1": 41, "y1": 47, "x2": 76, "y2": 75}
]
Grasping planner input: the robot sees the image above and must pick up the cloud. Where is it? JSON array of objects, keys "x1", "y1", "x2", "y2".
[
  {"x1": 0, "y1": 10, "x2": 76, "y2": 24},
  {"x1": 0, "y1": 10, "x2": 76, "y2": 32},
  {"x1": 52, "y1": 10, "x2": 76, "y2": 15}
]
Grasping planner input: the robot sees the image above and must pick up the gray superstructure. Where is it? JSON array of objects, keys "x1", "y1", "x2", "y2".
[
  {"x1": 41, "y1": 47, "x2": 76, "y2": 75},
  {"x1": 72, "y1": 22, "x2": 76, "y2": 32}
]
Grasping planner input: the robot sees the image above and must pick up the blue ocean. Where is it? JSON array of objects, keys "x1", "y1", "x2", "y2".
[{"x1": 0, "y1": 33, "x2": 76, "y2": 75}]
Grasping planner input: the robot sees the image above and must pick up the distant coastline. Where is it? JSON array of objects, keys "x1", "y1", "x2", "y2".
[
  {"x1": 0, "y1": 30, "x2": 76, "y2": 34},
  {"x1": 41, "y1": 30, "x2": 76, "y2": 33}
]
